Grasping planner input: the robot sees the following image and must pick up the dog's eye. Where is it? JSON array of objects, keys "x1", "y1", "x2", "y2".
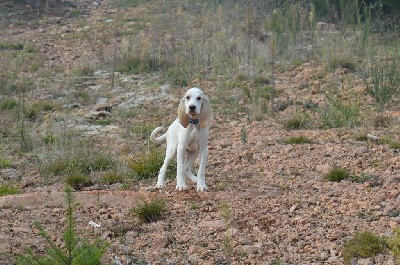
[
  {"x1": 196, "y1": 96, "x2": 201, "y2": 100},
  {"x1": 186, "y1": 96, "x2": 190, "y2": 100}
]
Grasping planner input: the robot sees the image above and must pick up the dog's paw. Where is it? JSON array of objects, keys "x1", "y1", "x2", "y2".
[
  {"x1": 156, "y1": 182, "x2": 165, "y2": 189},
  {"x1": 176, "y1": 184, "x2": 188, "y2": 191},
  {"x1": 196, "y1": 184, "x2": 208, "y2": 192}
]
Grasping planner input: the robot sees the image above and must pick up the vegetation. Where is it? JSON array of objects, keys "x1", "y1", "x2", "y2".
[
  {"x1": 17, "y1": 186, "x2": 108, "y2": 265},
  {"x1": 127, "y1": 148, "x2": 164, "y2": 179},
  {"x1": 325, "y1": 167, "x2": 351, "y2": 182},
  {"x1": 0, "y1": 185, "x2": 20, "y2": 197},
  {"x1": 284, "y1": 136, "x2": 313, "y2": 144},
  {"x1": 131, "y1": 198, "x2": 167, "y2": 223},
  {"x1": 342, "y1": 231, "x2": 387, "y2": 264},
  {"x1": 389, "y1": 227, "x2": 400, "y2": 262}
]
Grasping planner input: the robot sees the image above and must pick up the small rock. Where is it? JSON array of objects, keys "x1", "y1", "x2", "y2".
[
  {"x1": 149, "y1": 237, "x2": 169, "y2": 253},
  {"x1": 320, "y1": 251, "x2": 329, "y2": 261},
  {"x1": 357, "y1": 258, "x2": 374, "y2": 265}
]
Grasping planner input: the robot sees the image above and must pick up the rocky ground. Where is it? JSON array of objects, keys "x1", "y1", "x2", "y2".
[{"x1": 0, "y1": 0, "x2": 399, "y2": 264}]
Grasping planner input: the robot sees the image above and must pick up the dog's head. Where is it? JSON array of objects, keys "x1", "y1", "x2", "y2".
[{"x1": 178, "y1": 87, "x2": 213, "y2": 129}]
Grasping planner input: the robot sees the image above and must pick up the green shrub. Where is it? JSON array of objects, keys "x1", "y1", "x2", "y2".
[
  {"x1": 328, "y1": 56, "x2": 356, "y2": 72},
  {"x1": 128, "y1": 149, "x2": 163, "y2": 179},
  {"x1": 283, "y1": 111, "x2": 310, "y2": 130},
  {"x1": 131, "y1": 198, "x2": 167, "y2": 223},
  {"x1": 284, "y1": 136, "x2": 313, "y2": 144},
  {"x1": 325, "y1": 167, "x2": 350, "y2": 182},
  {"x1": 319, "y1": 97, "x2": 360, "y2": 128},
  {"x1": 0, "y1": 185, "x2": 20, "y2": 197},
  {"x1": 342, "y1": 231, "x2": 387, "y2": 264},
  {"x1": 66, "y1": 173, "x2": 92, "y2": 190},
  {"x1": 25, "y1": 101, "x2": 56, "y2": 120},
  {"x1": 389, "y1": 227, "x2": 400, "y2": 262},
  {"x1": 0, "y1": 156, "x2": 11, "y2": 169},
  {"x1": 1, "y1": 98, "x2": 18, "y2": 110},
  {"x1": 101, "y1": 171, "x2": 125, "y2": 185},
  {"x1": 17, "y1": 186, "x2": 108, "y2": 265}
]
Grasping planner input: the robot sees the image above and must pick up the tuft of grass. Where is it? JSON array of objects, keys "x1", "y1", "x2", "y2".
[
  {"x1": 354, "y1": 133, "x2": 368, "y2": 142},
  {"x1": 101, "y1": 171, "x2": 125, "y2": 185},
  {"x1": 40, "y1": 145, "x2": 117, "y2": 177},
  {"x1": 328, "y1": 56, "x2": 357, "y2": 72},
  {"x1": 284, "y1": 136, "x2": 313, "y2": 144},
  {"x1": 128, "y1": 149, "x2": 163, "y2": 179},
  {"x1": 342, "y1": 231, "x2": 387, "y2": 265},
  {"x1": 25, "y1": 101, "x2": 56, "y2": 120},
  {"x1": 283, "y1": 111, "x2": 310, "y2": 130},
  {"x1": 319, "y1": 97, "x2": 360, "y2": 128},
  {"x1": 367, "y1": 54, "x2": 400, "y2": 109},
  {"x1": 380, "y1": 137, "x2": 400, "y2": 150},
  {"x1": 17, "y1": 186, "x2": 108, "y2": 264},
  {"x1": 131, "y1": 125, "x2": 155, "y2": 139},
  {"x1": 65, "y1": 173, "x2": 92, "y2": 190},
  {"x1": 0, "y1": 185, "x2": 20, "y2": 197},
  {"x1": 373, "y1": 114, "x2": 392, "y2": 128},
  {"x1": 96, "y1": 119, "x2": 113, "y2": 126},
  {"x1": 325, "y1": 167, "x2": 350, "y2": 182},
  {"x1": 1, "y1": 98, "x2": 18, "y2": 110},
  {"x1": 389, "y1": 227, "x2": 400, "y2": 262},
  {"x1": 0, "y1": 156, "x2": 11, "y2": 169},
  {"x1": 117, "y1": 57, "x2": 163, "y2": 74},
  {"x1": 131, "y1": 198, "x2": 167, "y2": 223},
  {"x1": 0, "y1": 42, "x2": 24, "y2": 50}
]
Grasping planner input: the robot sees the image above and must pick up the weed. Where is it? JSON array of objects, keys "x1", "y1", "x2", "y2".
[
  {"x1": 354, "y1": 133, "x2": 368, "y2": 141},
  {"x1": 101, "y1": 170, "x2": 125, "y2": 185},
  {"x1": 128, "y1": 148, "x2": 163, "y2": 179},
  {"x1": 319, "y1": 97, "x2": 360, "y2": 128},
  {"x1": 0, "y1": 156, "x2": 11, "y2": 169},
  {"x1": 1, "y1": 98, "x2": 18, "y2": 110},
  {"x1": 373, "y1": 114, "x2": 392, "y2": 128},
  {"x1": 284, "y1": 136, "x2": 313, "y2": 144},
  {"x1": 283, "y1": 111, "x2": 310, "y2": 130},
  {"x1": 65, "y1": 173, "x2": 92, "y2": 190},
  {"x1": 357, "y1": 212, "x2": 379, "y2": 222},
  {"x1": 96, "y1": 119, "x2": 113, "y2": 126},
  {"x1": 328, "y1": 56, "x2": 357, "y2": 72},
  {"x1": 342, "y1": 231, "x2": 387, "y2": 265},
  {"x1": 388, "y1": 227, "x2": 400, "y2": 261},
  {"x1": 380, "y1": 137, "x2": 400, "y2": 150},
  {"x1": 223, "y1": 235, "x2": 233, "y2": 256},
  {"x1": 0, "y1": 43, "x2": 24, "y2": 51},
  {"x1": 349, "y1": 174, "x2": 375, "y2": 184},
  {"x1": 367, "y1": 53, "x2": 400, "y2": 109},
  {"x1": 17, "y1": 186, "x2": 108, "y2": 265},
  {"x1": 325, "y1": 167, "x2": 350, "y2": 182},
  {"x1": 25, "y1": 101, "x2": 56, "y2": 121},
  {"x1": 0, "y1": 185, "x2": 20, "y2": 197},
  {"x1": 131, "y1": 198, "x2": 167, "y2": 223},
  {"x1": 73, "y1": 91, "x2": 90, "y2": 101},
  {"x1": 117, "y1": 57, "x2": 162, "y2": 74},
  {"x1": 131, "y1": 125, "x2": 154, "y2": 139}
]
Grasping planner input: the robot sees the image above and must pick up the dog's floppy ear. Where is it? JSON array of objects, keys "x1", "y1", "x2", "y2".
[
  {"x1": 178, "y1": 97, "x2": 189, "y2": 128},
  {"x1": 199, "y1": 96, "x2": 213, "y2": 129}
]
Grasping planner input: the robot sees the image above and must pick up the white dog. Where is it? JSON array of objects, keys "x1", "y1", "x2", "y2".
[{"x1": 150, "y1": 87, "x2": 213, "y2": 192}]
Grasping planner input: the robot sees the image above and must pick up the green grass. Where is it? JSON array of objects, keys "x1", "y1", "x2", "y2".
[
  {"x1": 0, "y1": 42, "x2": 24, "y2": 51},
  {"x1": 325, "y1": 167, "x2": 351, "y2": 182},
  {"x1": 128, "y1": 149, "x2": 163, "y2": 179},
  {"x1": 328, "y1": 56, "x2": 357, "y2": 72},
  {"x1": 1, "y1": 98, "x2": 18, "y2": 110},
  {"x1": 319, "y1": 97, "x2": 360, "y2": 128},
  {"x1": 0, "y1": 156, "x2": 11, "y2": 169},
  {"x1": 284, "y1": 136, "x2": 313, "y2": 144},
  {"x1": 389, "y1": 227, "x2": 400, "y2": 262},
  {"x1": 342, "y1": 231, "x2": 387, "y2": 264},
  {"x1": 131, "y1": 124, "x2": 155, "y2": 139},
  {"x1": 131, "y1": 198, "x2": 167, "y2": 223},
  {"x1": 283, "y1": 111, "x2": 310, "y2": 130},
  {"x1": 65, "y1": 173, "x2": 92, "y2": 190},
  {"x1": 40, "y1": 145, "x2": 117, "y2": 177},
  {"x1": 25, "y1": 101, "x2": 57, "y2": 120},
  {"x1": 0, "y1": 185, "x2": 20, "y2": 197},
  {"x1": 101, "y1": 171, "x2": 126, "y2": 185},
  {"x1": 96, "y1": 119, "x2": 113, "y2": 126}
]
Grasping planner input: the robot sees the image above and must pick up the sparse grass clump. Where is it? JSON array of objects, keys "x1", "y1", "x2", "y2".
[
  {"x1": 65, "y1": 173, "x2": 92, "y2": 190},
  {"x1": 319, "y1": 97, "x2": 360, "y2": 128},
  {"x1": 389, "y1": 227, "x2": 400, "y2": 262},
  {"x1": 342, "y1": 231, "x2": 387, "y2": 264},
  {"x1": 1, "y1": 98, "x2": 18, "y2": 110},
  {"x1": 284, "y1": 136, "x2": 313, "y2": 144},
  {"x1": 0, "y1": 156, "x2": 11, "y2": 169},
  {"x1": 283, "y1": 111, "x2": 310, "y2": 130},
  {"x1": 131, "y1": 198, "x2": 167, "y2": 223},
  {"x1": 25, "y1": 101, "x2": 57, "y2": 120},
  {"x1": 325, "y1": 167, "x2": 350, "y2": 182},
  {"x1": 101, "y1": 170, "x2": 125, "y2": 185},
  {"x1": 131, "y1": 125, "x2": 155, "y2": 139},
  {"x1": 128, "y1": 149, "x2": 163, "y2": 179},
  {"x1": 328, "y1": 56, "x2": 357, "y2": 72},
  {"x1": 0, "y1": 185, "x2": 20, "y2": 196}
]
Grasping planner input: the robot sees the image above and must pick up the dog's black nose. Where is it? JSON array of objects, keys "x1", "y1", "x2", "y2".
[{"x1": 189, "y1": 105, "x2": 196, "y2": 111}]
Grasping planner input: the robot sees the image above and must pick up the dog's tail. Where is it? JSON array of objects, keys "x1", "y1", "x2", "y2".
[{"x1": 150, "y1": 127, "x2": 166, "y2": 144}]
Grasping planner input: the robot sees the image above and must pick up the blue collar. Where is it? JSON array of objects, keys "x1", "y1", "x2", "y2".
[{"x1": 189, "y1": 117, "x2": 199, "y2": 125}]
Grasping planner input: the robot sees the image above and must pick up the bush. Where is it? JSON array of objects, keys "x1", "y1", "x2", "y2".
[
  {"x1": 283, "y1": 111, "x2": 310, "y2": 130},
  {"x1": 319, "y1": 97, "x2": 360, "y2": 128},
  {"x1": 128, "y1": 149, "x2": 164, "y2": 179},
  {"x1": 1, "y1": 98, "x2": 18, "y2": 110},
  {"x1": 65, "y1": 173, "x2": 92, "y2": 190},
  {"x1": 342, "y1": 231, "x2": 387, "y2": 264},
  {"x1": 325, "y1": 167, "x2": 350, "y2": 182},
  {"x1": 17, "y1": 186, "x2": 108, "y2": 265},
  {"x1": 0, "y1": 185, "x2": 20, "y2": 197},
  {"x1": 131, "y1": 198, "x2": 167, "y2": 223}
]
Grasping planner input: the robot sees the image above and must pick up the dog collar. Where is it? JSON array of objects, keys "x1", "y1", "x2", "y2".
[{"x1": 189, "y1": 117, "x2": 199, "y2": 125}]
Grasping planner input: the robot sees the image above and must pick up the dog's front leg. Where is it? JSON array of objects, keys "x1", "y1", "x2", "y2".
[
  {"x1": 196, "y1": 146, "x2": 208, "y2": 192},
  {"x1": 176, "y1": 128, "x2": 190, "y2": 191}
]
